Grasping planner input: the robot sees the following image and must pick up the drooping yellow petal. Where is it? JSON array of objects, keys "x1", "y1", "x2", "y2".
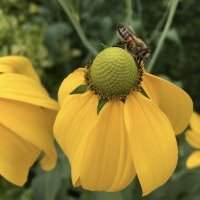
[
  {"x1": 186, "y1": 130, "x2": 200, "y2": 149},
  {"x1": 78, "y1": 100, "x2": 135, "y2": 192},
  {"x1": 0, "y1": 124, "x2": 39, "y2": 186},
  {"x1": 186, "y1": 151, "x2": 200, "y2": 169},
  {"x1": 0, "y1": 99, "x2": 57, "y2": 171},
  {"x1": 124, "y1": 92, "x2": 178, "y2": 195},
  {"x1": 58, "y1": 68, "x2": 86, "y2": 105},
  {"x1": 54, "y1": 91, "x2": 99, "y2": 182},
  {"x1": 0, "y1": 56, "x2": 40, "y2": 81},
  {"x1": 54, "y1": 91, "x2": 97, "y2": 158},
  {"x1": 0, "y1": 73, "x2": 58, "y2": 110},
  {"x1": 0, "y1": 64, "x2": 15, "y2": 73},
  {"x1": 190, "y1": 112, "x2": 200, "y2": 133},
  {"x1": 142, "y1": 72, "x2": 193, "y2": 134},
  {"x1": 54, "y1": 92, "x2": 98, "y2": 185}
]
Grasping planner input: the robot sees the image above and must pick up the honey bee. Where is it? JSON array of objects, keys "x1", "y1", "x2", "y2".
[{"x1": 117, "y1": 24, "x2": 150, "y2": 64}]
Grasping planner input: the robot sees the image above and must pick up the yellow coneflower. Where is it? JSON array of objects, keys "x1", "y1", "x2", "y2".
[
  {"x1": 186, "y1": 112, "x2": 200, "y2": 168},
  {"x1": 0, "y1": 56, "x2": 58, "y2": 186},
  {"x1": 54, "y1": 47, "x2": 193, "y2": 195}
]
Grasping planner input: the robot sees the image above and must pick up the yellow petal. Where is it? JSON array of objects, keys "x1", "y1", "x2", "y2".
[
  {"x1": 0, "y1": 64, "x2": 15, "y2": 73},
  {"x1": 54, "y1": 92, "x2": 97, "y2": 159},
  {"x1": 186, "y1": 151, "x2": 200, "y2": 169},
  {"x1": 124, "y1": 92, "x2": 178, "y2": 195},
  {"x1": 54, "y1": 92, "x2": 98, "y2": 182},
  {"x1": 58, "y1": 68, "x2": 86, "y2": 105},
  {"x1": 54, "y1": 91, "x2": 102, "y2": 187},
  {"x1": 0, "y1": 124, "x2": 39, "y2": 186},
  {"x1": 142, "y1": 72, "x2": 193, "y2": 134},
  {"x1": 79, "y1": 100, "x2": 135, "y2": 192},
  {"x1": 0, "y1": 73, "x2": 58, "y2": 110},
  {"x1": 54, "y1": 92, "x2": 135, "y2": 191},
  {"x1": 0, "y1": 56, "x2": 40, "y2": 81},
  {"x1": 190, "y1": 112, "x2": 200, "y2": 133},
  {"x1": 0, "y1": 98, "x2": 57, "y2": 171},
  {"x1": 185, "y1": 130, "x2": 200, "y2": 149},
  {"x1": 54, "y1": 92, "x2": 98, "y2": 186}
]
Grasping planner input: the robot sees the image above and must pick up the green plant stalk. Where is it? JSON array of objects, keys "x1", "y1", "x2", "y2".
[
  {"x1": 125, "y1": 0, "x2": 133, "y2": 24},
  {"x1": 147, "y1": 0, "x2": 179, "y2": 72},
  {"x1": 148, "y1": 8, "x2": 169, "y2": 43},
  {"x1": 58, "y1": 0, "x2": 97, "y2": 55},
  {"x1": 110, "y1": 0, "x2": 133, "y2": 46}
]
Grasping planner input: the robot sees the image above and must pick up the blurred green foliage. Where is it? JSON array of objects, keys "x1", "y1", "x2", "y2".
[
  {"x1": 0, "y1": 0, "x2": 51, "y2": 71},
  {"x1": 0, "y1": 0, "x2": 200, "y2": 199}
]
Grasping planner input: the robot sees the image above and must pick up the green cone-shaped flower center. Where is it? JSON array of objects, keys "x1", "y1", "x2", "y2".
[{"x1": 89, "y1": 47, "x2": 139, "y2": 98}]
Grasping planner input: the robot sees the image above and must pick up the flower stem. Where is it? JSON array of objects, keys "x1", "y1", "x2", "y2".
[
  {"x1": 125, "y1": 0, "x2": 133, "y2": 24},
  {"x1": 58, "y1": 0, "x2": 97, "y2": 55},
  {"x1": 148, "y1": 8, "x2": 169, "y2": 43},
  {"x1": 147, "y1": 0, "x2": 179, "y2": 72},
  {"x1": 109, "y1": 0, "x2": 133, "y2": 46}
]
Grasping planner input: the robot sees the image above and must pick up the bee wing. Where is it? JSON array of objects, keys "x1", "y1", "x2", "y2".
[{"x1": 127, "y1": 25, "x2": 136, "y2": 35}]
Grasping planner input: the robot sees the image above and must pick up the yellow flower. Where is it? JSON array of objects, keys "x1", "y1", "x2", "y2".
[
  {"x1": 186, "y1": 112, "x2": 200, "y2": 168},
  {"x1": 0, "y1": 56, "x2": 58, "y2": 186},
  {"x1": 54, "y1": 47, "x2": 193, "y2": 195}
]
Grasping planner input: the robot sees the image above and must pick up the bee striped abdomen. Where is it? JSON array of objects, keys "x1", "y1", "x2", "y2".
[
  {"x1": 117, "y1": 24, "x2": 150, "y2": 62},
  {"x1": 117, "y1": 25, "x2": 132, "y2": 41}
]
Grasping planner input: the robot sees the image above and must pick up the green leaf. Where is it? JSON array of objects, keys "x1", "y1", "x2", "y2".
[
  {"x1": 31, "y1": 157, "x2": 70, "y2": 200},
  {"x1": 81, "y1": 191, "x2": 124, "y2": 200},
  {"x1": 140, "y1": 87, "x2": 149, "y2": 99},
  {"x1": 32, "y1": 170, "x2": 61, "y2": 200},
  {"x1": 70, "y1": 84, "x2": 88, "y2": 95},
  {"x1": 31, "y1": 150, "x2": 72, "y2": 200},
  {"x1": 97, "y1": 98, "x2": 108, "y2": 114}
]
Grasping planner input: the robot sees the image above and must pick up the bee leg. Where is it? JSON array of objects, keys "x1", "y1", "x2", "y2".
[
  {"x1": 135, "y1": 56, "x2": 142, "y2": 66},
  {"x1": 114, "y1": 40, "x2": 127, "y2": 49},
  {"x1": 84, "y1": 54, "x2": 94, "y2": 69},
  {"x1": 139, "y1": 48, "x2": 150, "y2": 60}
]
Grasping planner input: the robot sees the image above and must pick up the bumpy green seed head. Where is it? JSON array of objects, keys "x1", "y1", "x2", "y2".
[{"x1": 89, "y1": 47, "x2": 139, "y2": 98}]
